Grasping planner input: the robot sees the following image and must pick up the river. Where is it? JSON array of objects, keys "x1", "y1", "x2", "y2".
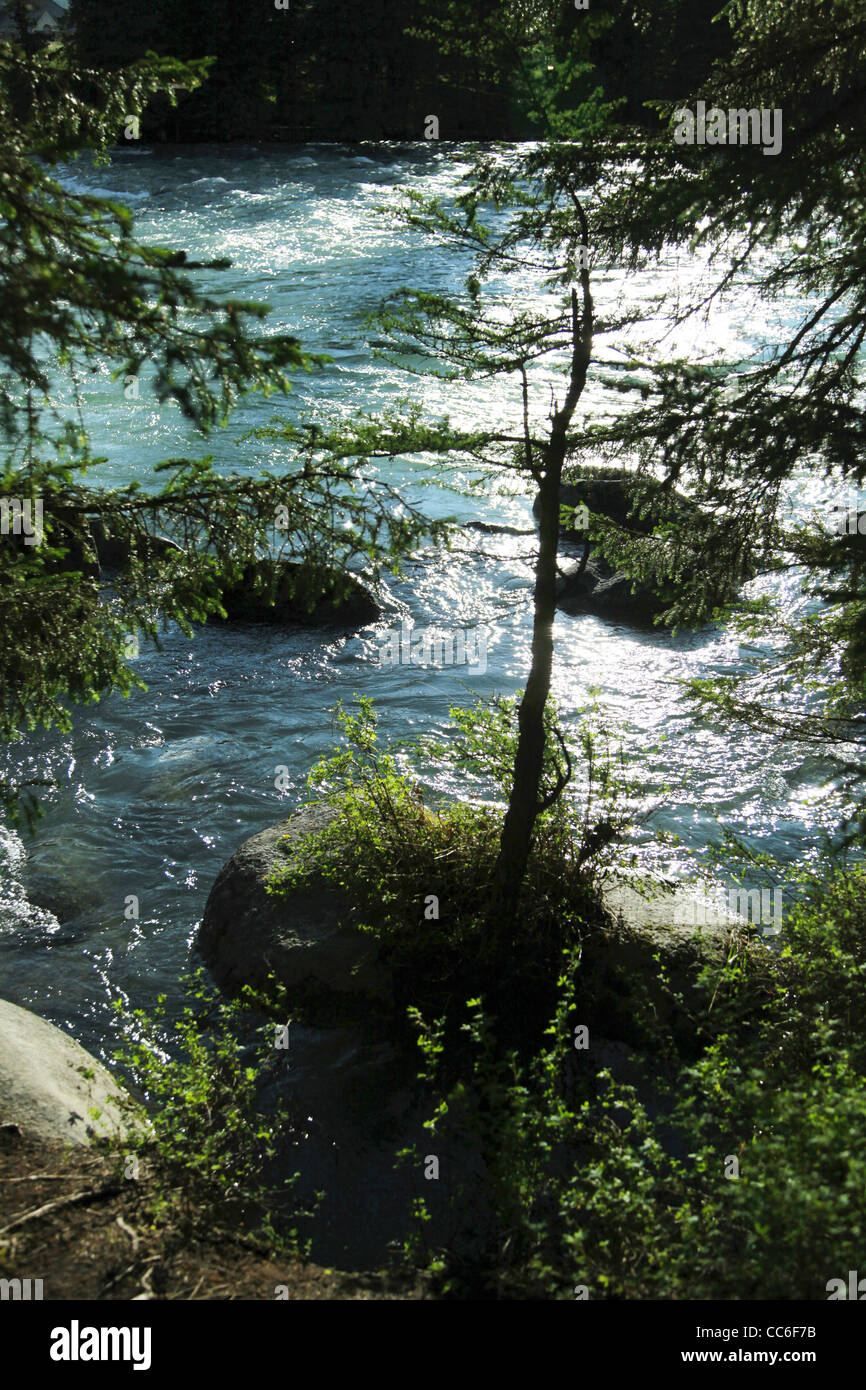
[{"x1": 0, "y1": 143, "x2": 855, "y2": 1263}]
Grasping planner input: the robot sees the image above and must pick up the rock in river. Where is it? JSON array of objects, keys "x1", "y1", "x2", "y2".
[
  {"x1": 197, "y1": 804, "x2": 391, "y2": 1014},
  {"x1": 214, "y1": 560, "x2": 381, "y2": 629}
]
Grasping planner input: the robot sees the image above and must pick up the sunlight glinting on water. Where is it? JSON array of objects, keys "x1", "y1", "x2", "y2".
[{"x1": 0, "y1": 145, "x2": 854, "y2": 1059}]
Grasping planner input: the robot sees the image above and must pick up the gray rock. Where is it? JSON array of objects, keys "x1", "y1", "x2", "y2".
[
  {"x1": 582, "y1": 877, "x2": 773, "y2": 1050},
  {"x1": 197, "y1": 804, "x2": 392, "y2": 1010},
  {"x1": 214, "y1": 560, "x2": 380, "y2": 629},
  {"x1": 0, "y1": 997, "x2": 136, "y2": 1146},
  {"x1": 556, "y1": 553, "x2": 669, "y2": 624},
  {"x1": 535, "y1": 466, "x2": 752, "y2": 625}
]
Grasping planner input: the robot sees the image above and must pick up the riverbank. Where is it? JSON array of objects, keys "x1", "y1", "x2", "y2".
[{"x1": 0, "y1": 1131, "x2": 424, "y2": 1301}]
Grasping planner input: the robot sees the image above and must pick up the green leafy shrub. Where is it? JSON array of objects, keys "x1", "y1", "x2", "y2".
[
  {"x1": 267, "y1": 693, "x2": 631, "y2": 1054},
  {"x1": 110, "y1": 971, "x2": 313, "y2": 1253},
  {"x1": 398, "y1": 869, "x2": 866, "y2": 1299}
]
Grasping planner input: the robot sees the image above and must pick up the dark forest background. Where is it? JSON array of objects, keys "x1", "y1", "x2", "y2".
[{"x1": 66, "y1": 0, "x2": 731, "y2": 142}]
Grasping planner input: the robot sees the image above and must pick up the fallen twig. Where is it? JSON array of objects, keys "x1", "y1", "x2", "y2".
[
  {"x1": 115, "y1": 1215, "x2": 140, "y2": 1253},
  {"x1": 100, "y1": 1259, "x2": 143, "y2": 1295},
  {"x1": 0, "y1": 1184, "x2": 121, "y2": 1237},
  {"x1": 0, "y1": 1174, "x2": 72, "y2": 1183}
]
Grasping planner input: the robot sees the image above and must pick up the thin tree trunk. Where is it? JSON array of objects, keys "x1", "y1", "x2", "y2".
[
  {"x1": 494, "y1": 444, "x2": 564, "y2": 901},
  {"x1": 491, "y1": 223, "x2": 594, "y2": 938}
]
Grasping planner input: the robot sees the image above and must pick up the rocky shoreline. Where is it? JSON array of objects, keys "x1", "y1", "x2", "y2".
[{"x1": 2, "y1": 800, "x2": 776, "y2": 1280}]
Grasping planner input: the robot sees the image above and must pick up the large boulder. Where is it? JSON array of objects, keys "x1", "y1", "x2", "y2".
[
  {"x1": 198, "y1": 804, "x2": 774, "y2": 1050},
  {"x1": 21, "y1": 516, "x2": 380, "y2": 631},
  {"x1": 587, "y1": 878, "x2": 774, "y2": 1051},
  {"x1": 214, "y1": 560, "x2": 380, "y2": 629},
  {"x1": 197, "y1": 804, "x2": 392, "y2": 1015},
  {"x1": 534, "y1": 469, "x2": 693, "y2": 623},
  {"x1": 88, "y1": 519, "x2": 182, "y2": 573},
  {"x1": 6, "y1": 508, "x2": 180, "y2": 579},
  {"x1": 0, "y1": 998, "x2": 135, "y2": 1146},
  {"x1": 534, "y1": 467, "x2": 699, "y2": 540}
]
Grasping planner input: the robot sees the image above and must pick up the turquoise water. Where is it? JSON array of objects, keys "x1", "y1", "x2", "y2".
[{"x1": 0, "y1": 148, "x2": 854, "y2": 1237}]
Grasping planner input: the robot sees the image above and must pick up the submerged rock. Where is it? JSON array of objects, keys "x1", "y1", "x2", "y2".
[
  {"x1": 0, "y1": 997, "x2": 136, "y2": 1146},
  {"x1": 22, "y1": 865, "x2": 104, "y2": 926},
  {"x1": 214, "y1": 560, "x2": 381, "y2": 628}
]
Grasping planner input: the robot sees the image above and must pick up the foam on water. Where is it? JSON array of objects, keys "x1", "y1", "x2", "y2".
[{"x1": 0, "y1": 825, "x2": 60, "y2": 936}]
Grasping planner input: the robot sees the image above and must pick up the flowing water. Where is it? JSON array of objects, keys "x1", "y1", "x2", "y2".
[{"x1": 0, "y1": 144, "x2": 857, "y2": 1264}]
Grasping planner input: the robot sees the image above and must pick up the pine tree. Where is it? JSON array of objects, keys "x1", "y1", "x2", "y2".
[
  {"x1": 0, "y1": 26, "x2": 440, "y2": 817},
  {"x1": 301, "y1": 0, "x2": 866, "y2": 938}
]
